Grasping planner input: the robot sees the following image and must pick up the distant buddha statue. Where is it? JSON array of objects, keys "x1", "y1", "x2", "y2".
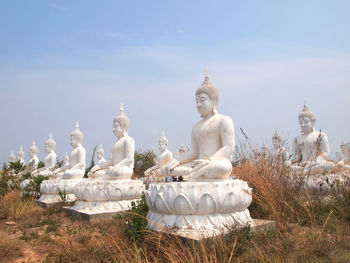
[
  {"x1": 8, "y1": 150, "x2": 16, "y2": 164},
  {"x1": 163, "y1": 69, "x2": 235, "y2": 181},
  {"x1": 336, "y1": 140, "x2": 350, "y2": 170},
  {"x1": 17, "y1": 147, "x2": 25, "y2": 166},
  {"x1": 33, "y1": 133, "x2": 57, "y2": 177},
  {"x1": 88, "y1": 103, "x2": 135, "y2": 180},
  {"x1": 62, "y1": 152, "x2": 70, "y2": 169},
  {"x1": 291, "y1": 103, "x2": 334, "y2": 174},
  {"x1": 55, "y1": 122, "x2": 86, "y2": 179},
  {"x1": 272, "y1": 131, "x2": 290, "y2": 165},
  {"x1": 144, "y1": 130, "x2": 174, "y2": 177},
  {"x1": 28, "y1": 141, "x2": 39, "y2": 172},
  {"x1": 96, "y1": 145, "x2": 107, "y2": 166}
]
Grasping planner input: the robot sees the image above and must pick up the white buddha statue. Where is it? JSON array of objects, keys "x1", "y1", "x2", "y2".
[
  {"x1": 291, "y1": 102, "x2": 335, "y2": 174},
  {"x1": 17, "y1": 146, "x2": 25, "y2": 166},
  {"x1": 62, "y1": 152, "x2": 70, "y2": 169},
  {"x1": 28, "y1": 141, "x2": 39, "y2": 172},
  {"x1": 89, "y1": 104, "x2": 135, "y2": 180},
  {"x1": 96, "y1": 145, "x2": 107, "y2": 166},
  {"x1": 8, "y1": 150, "x2": 16, "y2": 164},
  {"x1": 163, "y1": 69, "x2": 235, "y2": 181},
  {"x1": 56, "y1": 122, "x2": 86, "y2": 179},
  {"x1": 144, "y1": 130, "x2": 174, "y2": 178},
  {"x1": 33, "y1": 133, "x2": 57, "y2": 177},
  {"x1": 272, "y1": 131, "x2": 290, "y2": 165}
]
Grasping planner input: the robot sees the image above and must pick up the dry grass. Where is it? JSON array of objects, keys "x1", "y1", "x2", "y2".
[
  {"x1": 1, "y1": 144, "x2": 350, "y2": 262},
  {"x1": 0, "y1": 231, "x2": 22, "y2": 262}
]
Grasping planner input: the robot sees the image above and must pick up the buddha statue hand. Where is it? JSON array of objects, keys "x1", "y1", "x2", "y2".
[
  {"x1": 189, "y1": 159, "x2": 212, "y2": 181},
  {"x1": 162, "y1": 159, "x2": 180, "y2": 176}
]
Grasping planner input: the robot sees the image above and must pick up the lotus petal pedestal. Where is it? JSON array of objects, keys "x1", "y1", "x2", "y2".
[
  {"x1": 63, "y1": 179, "x2": 145, "y2": 221},
  {"x1": 145, "y1": 179, "x2": 253, "y2": 239},
  {"x1": 38, "y1": 179, "x2": 85, "y2": 208}
]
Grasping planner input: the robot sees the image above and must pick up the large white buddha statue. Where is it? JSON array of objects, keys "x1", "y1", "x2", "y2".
[
  {"x1": 67, "y1": 104, "x2": 144, "y2": 217},
  {"x1": 27, "y1": 141, "x2": 39, "y2": 172},
  {"x1": 88, "y1": 104, "x2": 135, "y2": 180},
  {"x1": 8, "y1": 150, "x2": 16, "y2": 164},
  {"x1": 146, "y1": 70, "x2": 252, "y2": 237},
  {"x1": 33, "y1": 133, "x2": 57, "y2": 177},
  {"x1": 17, "y1": 147, "x2": 25, "y2": 166},
  {"x1": 144, "y1": 130, "x2": 174, "y2": 178},
  {"x1": 55, "y1": 122, "x2": 86, "y2": 179},
  {"x1": 163, "y1": 69, "x2": 235, "y2": 181},
  {"x1": 291, "y1": 103, "x2": 334, "y2": 174}
]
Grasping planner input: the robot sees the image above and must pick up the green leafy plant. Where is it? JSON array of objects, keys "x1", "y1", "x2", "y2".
[
  {"x1": 133, "y1": 150, "x2": 156, "y2": 177},
  {"x1": 84, "y1": 146, "x2": 97, "y2": 178}
]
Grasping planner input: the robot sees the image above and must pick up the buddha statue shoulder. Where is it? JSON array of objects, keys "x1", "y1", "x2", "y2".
[
  {"x1": 56, "y1": 122, "x2": 86, "y2": 179},
  {"x1": 163, "y1": 69, "x2": 235, "y2": 181},
  {"x1": 144, "y1": 130, "x2": 174, "y2": 177},
  {"x1": 291, "y1": 103, "x2": 334, "y2": 173},
  {"x1": 89, "y1": 104, "x2": 135, "y2": 180}
]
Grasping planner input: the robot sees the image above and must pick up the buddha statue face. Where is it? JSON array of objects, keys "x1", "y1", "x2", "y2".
[
  {"x1": 158, "y1": 141, "x2": 167, "y2": 152},
  {"x1": 113, "y1": 120, "x2": 124, "y2": 138},
  {"x1": 70, "y1": 135, "x2": 79, "y2": 148},
  {"x1": 45, "y1": 143, "x2": 52, "y2": 154},
  {"x1": 299, "y1": 116, "x2": 315, "y2": 134},
  {"x1": 29, "y1": 149, "x2": 35, "y2": 158},
  {"x1": 196, "y1": 93, "x2": 214, "y2": 118}
]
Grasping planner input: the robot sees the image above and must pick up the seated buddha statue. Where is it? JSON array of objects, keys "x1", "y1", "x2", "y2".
[
  {"x1": 96, "y1": 145, "x2": 107, "y2": 166},
  {"x1": 17, "y1": 147, "x2": 25, "y2": 166},
  {"x1": 291, "y1": 103, "x2": 335, "y2": 174},
  {"x1": 336, "y1": 140, "x2": 350, "y2": 169},
  {"x1": 27, "y1": 141, "x2": 39, "y2": 173},
  {"x1": 88, "y1": 104, "x2": 135, "y2": 180},
  {"x1": 33, "y1": 133, "x2": 57, "y2": 177},
  {"x1": 163, "y1": 69, "x2": 235, "y2": 181},
  {"x1": 144, "y1": 130, "x2": 174, "y2": 177},
  {"x1": 271, "y1": 131, "x2": 290, "y2": 166},
  {"x1": 55, "y1": 122, "x2": 86, "y2": 179}
]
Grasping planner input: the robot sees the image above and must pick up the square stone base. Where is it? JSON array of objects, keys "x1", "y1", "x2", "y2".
[
  {"x1": 63, "y1": 207, "x2": 124, "y2": 221},
  {"x1": 151, "y1": 219, "x2": 276, "y2": 241},
  {"x1": 37, "y1": 200, "x2": 75, "y2": 209}
]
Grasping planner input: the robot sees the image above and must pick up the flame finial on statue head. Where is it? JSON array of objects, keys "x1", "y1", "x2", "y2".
[
  {"x1": 46, "y1": 132, "x2": 56, "y2": 149},
  {"x1": 299, "y1": 101, "x2": 316, "y2": 122},
  {"x1": 114, "y1": 102, "x2": 130, "y2": 132},
  {"x1": 196, "y1": 68, "x2": 219, "y2": 114},
  {"x1": 159, "y1": 129, "x2": 168, "y2": 145},
  {"x1": 71, "y1": 121, "x2": 83, "y2": 143}
]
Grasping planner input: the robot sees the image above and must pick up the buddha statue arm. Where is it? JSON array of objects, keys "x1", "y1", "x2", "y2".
[
  {"x1": 316, "y1": 133, "x2": 331, "y2": 162},
  {"x1": 49, "y1": 153, "x2": 57, "y2": 170},
  {"x1": 292, "y1": 138, "x2": 301, "y2": 163},
  {"x1": 114, "y1": 137, "x2": 135, "y2": 168},
  {"x1": 209, "y1": 116, "x2": 235, "y2": 161}
]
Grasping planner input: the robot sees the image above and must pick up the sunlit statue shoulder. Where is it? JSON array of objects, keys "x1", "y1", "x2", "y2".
[
  {"x1": 291, "y1": 103, "x2": 334, "y2": 174},
  {"x1": 163, "y1": 69, "x2": 235, "y2": 181},
  {"x1": 88, "y1": 103, "x2": 135, "y2": 180},
  {"x1": 55, "y1": 122, "x2": 86, "y2": 179},
  {"x1": 144, "y1": 130, "x2": 173, "y2": 177}
]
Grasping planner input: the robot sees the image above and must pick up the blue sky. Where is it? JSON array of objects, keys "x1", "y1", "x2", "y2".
[{"x1": 1, "y1": 0, "x2": 350, "y2": 163}]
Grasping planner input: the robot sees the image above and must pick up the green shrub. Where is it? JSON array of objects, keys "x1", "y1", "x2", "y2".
[{"x1": 133, "y1": 150, "x2": 156, "y2": 177}]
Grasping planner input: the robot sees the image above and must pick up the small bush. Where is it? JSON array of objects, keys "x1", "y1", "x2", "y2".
[{"x1": 133, "y1": 150, "x2": 156, "y2": 177}]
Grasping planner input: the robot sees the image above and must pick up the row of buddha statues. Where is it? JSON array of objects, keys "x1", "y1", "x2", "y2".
[{"x1": 4, "y1": 68, "x2": 349, "y2": 236}]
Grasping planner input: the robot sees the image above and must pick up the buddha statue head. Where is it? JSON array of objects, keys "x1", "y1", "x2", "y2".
[
  {"x1": 17, "y1": 146, "x2": 25, "y2": 161},
  {"x1": 70, "y1": 122, "x2": 83, "y2": 148},
  {"x1": 195, "y1": 68, "x2": 219, "y2": 117},
  {"x1": 158, "y1": 130, "x2": 168, "y2": 152},
  {"x1": 272, "y1": 131, "x2": 282, "y2": 150},
  {"x1": 113, "y1": 103, "x2": 130, "y2": 138},
  {"x1": 45, "y1": 132, "x2": 56, "y2": 154},
  {"x1": 298, "y1": 102, "x2": 316, "y2": 134},
  {"x1": 8, "y1": 150, "x2": 16, "y2": 163},
  {"x1": 29, "y1": 141, "x2": 38, "y2": 158},
  {"x1": 97, "y1": 144, "x2": 105, "y2": 160}
]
